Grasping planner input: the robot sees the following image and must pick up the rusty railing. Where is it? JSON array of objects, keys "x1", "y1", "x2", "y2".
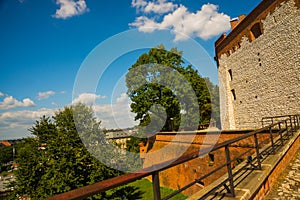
[{"x1": 47, "y1": 114, "x2": 300, "y2": 200}]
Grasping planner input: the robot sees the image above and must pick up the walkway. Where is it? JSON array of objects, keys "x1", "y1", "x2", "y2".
[{"x1": 265, "y1": 147, "x2": 300, "y2": 199}]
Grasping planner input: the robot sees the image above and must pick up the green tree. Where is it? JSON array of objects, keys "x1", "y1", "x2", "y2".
[
  {"x1": 0, "y1": 146, "x2": 13, "y2": 167},
  {"x1": 126, "y1": 45, "x2": 220, "y2": 131},
  {"x1": 126, "y1": 130, "x2": 147, "y2": 153},
  {"x1": 12, "y1": 104, "x2": 121, "y2": 199}
]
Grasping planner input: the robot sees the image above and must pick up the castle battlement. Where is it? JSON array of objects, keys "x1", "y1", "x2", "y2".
[{"x1": 215, "y1": 0, "x2": 299, "y2": 130}]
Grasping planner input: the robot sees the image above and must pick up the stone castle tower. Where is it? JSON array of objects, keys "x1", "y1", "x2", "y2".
[{"x1": 215, "y1": 0, "x2": 299, "y2": 130}]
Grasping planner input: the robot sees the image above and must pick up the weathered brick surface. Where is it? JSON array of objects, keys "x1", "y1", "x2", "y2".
[{"x1": 217, "y1": 0, "x2": 300, "y2": 130}]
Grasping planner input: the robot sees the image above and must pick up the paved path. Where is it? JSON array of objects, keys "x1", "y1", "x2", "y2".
[{"x1": 265, "y1": 147, "x2": 300, "y2": 200}]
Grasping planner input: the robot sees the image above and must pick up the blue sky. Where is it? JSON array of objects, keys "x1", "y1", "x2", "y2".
[{"x1": 0, "y1": 0, "x2": 261, "y2": 140}]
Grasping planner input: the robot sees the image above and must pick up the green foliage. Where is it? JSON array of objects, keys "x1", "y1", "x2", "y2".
[
  {"x1": 126, "y1": 45, "x2": 220, "y2": 131},
  {"x1": 0, "y1": 146, "x2": 13, "y2": 167},
  {"x1": 106, "y1": 185, "x2": 144, "y2": 200},
  {"x1": 127, "y1": 179, "x2": 187, "y2": 200},
  {"x1": 126, "y1": 131, "x2": 147, "y2": 153},
  {"x1": 12, "y1": 104, "x2": 122, "y2": 199}
]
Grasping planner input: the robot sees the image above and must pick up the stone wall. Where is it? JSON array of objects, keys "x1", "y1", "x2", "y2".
[{"x1": 217, "y1": 0, "x2": 300, "y2": 130}]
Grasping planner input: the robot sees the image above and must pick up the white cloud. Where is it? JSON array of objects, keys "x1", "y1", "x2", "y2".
[
  {"x1": 0, "y1": 96, "x2": 36, "y2": 110},
  {"x1": 52, "y1": 0, "x2": 89, "y2": 19},
  {"x1": 72, "y1": 93, "x2": 131, "y2": 128},
  {"x1": 0, "y1": 108, "x2": 55, "y2": 140},
  {"x1": 132, "y1": 0, "x2": 178, "y2": 14},
  {"x1": 145, "y1": 0, "x2": 178, "y2": 14},
  {"x1": 132, "y1": 0, "x2": 148, "y2": 10},
  {"x1": 0, "y1": 108, "x2": 55, "y2": 126},
  {"x1": 51, "y1": 102, "x2": 58, "y2": 106},
  {"x1": 93, "y1": 93, "x2": 137, "y2": 129},
  {"x1": 37, "y1": 91, "x2": 55, "y2": 100},
  {"x1": 0, "y1": 92, "x2": 3, "y2": 97},
  {"x1": 130, "y1": 3, "x2": 231, "y2": 41},
  {"x1": 129, "y1": 16, "x2": 161, "y2": 33},
  {"x1": 116, "y1": 93, "x2": 128, "y2": 103},
  {"x1": 0, "y1": 93, "x2": 135, "y2": 139},
  {"x1": 73, "y1": 93, "x2": 106, "y2": 105}
]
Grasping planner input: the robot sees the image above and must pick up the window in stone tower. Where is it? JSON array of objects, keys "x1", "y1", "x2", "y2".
[
  {"x1": 250, "y1": 22, "x2": 263, "y2": 39},
  {"x1": 231, "y1": 89, "x2": 236, "y2": 100},
  {"x1": 228, "y1": 69, "x2": 233, "y2": 81}
]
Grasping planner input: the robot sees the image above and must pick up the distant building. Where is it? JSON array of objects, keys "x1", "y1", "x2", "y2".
[
  {"x1": 106, "y1": 129, "x2": 136, "y2": 149},
  {"x1": 215, "y1": 0, "x2": 300, "y2": 130},
  {"x1": 0, "y1": 141, "x2": 11, "y2": 147}
]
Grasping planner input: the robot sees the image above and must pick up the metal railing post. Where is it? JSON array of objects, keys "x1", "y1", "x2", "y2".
[
  {"x1": 254, "y1": 133, "x2": 262, "y2": 170},
  {"x1": 152, "y1": 171, "x2": 161, "y2": 200},
  {"x1": 278, "y1": 122, "x2": 284, "y2": 146},
  {"x1": 225, "y1": 145, "x2": 235, "y2": 197},
  {"x1": 285, "y1": 120, "x2": 289, "y2": 136},
  {"x1": 269, "y1": 126, "x2": 275, "y2": 154},
  {"x1": 289, "y1": 116, "x2": 293, "y2": 133}
]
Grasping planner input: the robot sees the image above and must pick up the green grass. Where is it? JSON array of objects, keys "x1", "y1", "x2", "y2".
[
  {"x1": 126, "y1": 179, "x2": 187, "y2": 200},
  {"x1": 107, "y1": 178, "x2": 187, "y2": 199}
]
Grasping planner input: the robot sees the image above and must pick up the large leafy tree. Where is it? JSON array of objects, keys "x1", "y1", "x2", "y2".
[
  {"x1": 12, "y1": 104, "x2": 122, "y2": 199},
  {"x1": 0, "y1": 146, "x2": 13, "y2": 167},
  {"x1": 126, "y1": 45, "x2": 219, "y2": 131}
]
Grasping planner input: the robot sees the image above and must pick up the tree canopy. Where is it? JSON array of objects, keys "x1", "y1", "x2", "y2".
[
  {"x1": 126, "y1": 45, "x2": 220, "y2": 132},
  {"x1": 0, "y1": 145, "x2": 13, "y2": 167},
  {"x1": 12, "y1": 104, "x2": 122, "y2": 199}
]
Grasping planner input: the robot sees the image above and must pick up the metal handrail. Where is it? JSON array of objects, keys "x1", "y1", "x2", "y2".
[
  {"x1": 261, "y1": 114, "x2": 299, "y2": 127},
  {"x1": 47, "y1": 114, "x2": 300, "y2": 200}
]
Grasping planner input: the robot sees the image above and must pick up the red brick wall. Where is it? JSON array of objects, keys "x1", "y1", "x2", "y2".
[{"x1": 142, "y1": 131, "x2": 271, "y2": 196}]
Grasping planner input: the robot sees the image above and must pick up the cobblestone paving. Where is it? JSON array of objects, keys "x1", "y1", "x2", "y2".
[{"x1": 265, "y1": 148, "x2": 300, "y2": 200}]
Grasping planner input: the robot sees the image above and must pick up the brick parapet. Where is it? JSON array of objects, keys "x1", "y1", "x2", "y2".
[
  {"x1": 215, "y1": 0, "x2": 298, "y2": 59},
  {"x1": 142, "y1": 131, "x2": 271, "y2": 196}
]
